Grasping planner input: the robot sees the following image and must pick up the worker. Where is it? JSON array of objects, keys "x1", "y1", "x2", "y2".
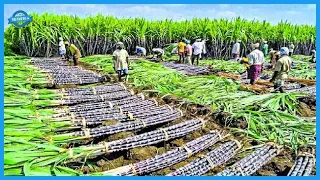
[
  {"x1": 192, "y1": 39, "x2": 203, "y2": 65},
  {"x1": 178, "y1": 38, "x2": 186, "y2": 63},
  {"x1": 151, "y1": 48, "x2": 164, "y2": 61},
  {"x1": 239, "y1": 55, "x2": 250, "y2": 79},
  {"x1": 136, "y1": 46, "x2": 146, "y2": 57},
  {"x1": 289, "y1": 42, "x2": 294, "y2": 56},
  {"x1": 262, "y1": 41, "x2": 268, "y2": 57},
  {"x1": 201, "y1": 39, "x2": 207, "y2": 60},
  {"x1": 113, "y1": 42, "x2": 129, "y2": 82},
  {"x1": 310, "y1": 49, "x2": 316, "y2": 63},
  {"x1": 269, "y1": 49, "x2": 277, "y2": 68},
  {"x1": 58, "y1": 37, "x2": 66, "y2": 60},
  {"x1": 64, "y1": 41, "x2": 81, "y2": 66},
  {"x1": 270, "y1": 47, "x2": 292, "y2": 93},
  {"x1": 184, "y1": 40, "x2": 192, "y2": 65},
  {"x1": 171, "y1": 41, "x2": 179, "y2": 55},
  {"x1": 231, "y1": 40, "x2": 241, "y2": 60},
  {"x1": 247, "y1": 43, "x2": 265, "y2": 85}
]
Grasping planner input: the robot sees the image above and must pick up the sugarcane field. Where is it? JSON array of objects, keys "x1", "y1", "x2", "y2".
[{"x1": 4, "y1": 4, "x2": 317, "y2": 176}]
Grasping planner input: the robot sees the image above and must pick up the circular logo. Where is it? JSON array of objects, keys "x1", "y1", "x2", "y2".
[{"x1": 8, "y1": 10, "x2": 33, "y2": 28}]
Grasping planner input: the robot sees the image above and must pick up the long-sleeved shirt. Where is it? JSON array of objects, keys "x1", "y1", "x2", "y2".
[
  {"x1": 274, "y1": 56, "x2": 292, "y2": 80},
  {"x1": 192, "y1": 42, "x2": 203, "y2": 55},
  {"x1": 113, "y1": 49, "x2": 129, "y2": 70},
  {"x1": 232, "y1": 42, "x2": 240, "y2": 54},
  {"x1": 289, "y1": 44, "x2": 295, "y2": 52},
  {"x1": 248, "y1": 49, "x2": 265, "y2": 65}
]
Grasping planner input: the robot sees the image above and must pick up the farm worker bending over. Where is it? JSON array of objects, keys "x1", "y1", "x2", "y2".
[
  {"x1": 232, "y1": 40, "x2": 241, "y2": 60},
  {"x1": 113, "y1": 42, "x2": 129, "y2": 82},
  {"x1": 136, "y1": 46, "x2": 146, "y2": 57},
  {"x1": 201, "y1": 39, "x2": 207, "y2": 60},
  {"x1": 64, "y1": 41, "x2": 81, "y2": 66},
  {"x1": 152, "y1": 48, "x2": 164, "y2": 61},
  {"x1": 289, "y1": 42, "x2": 295, "y2": 56},
  {"x1": 239, "y1": 56, "x2": 250, "y2": 79},
  {"x1": 270, "y1": 47, "x2": 292, "y2": 93},
  {"x1": 192, "y1": 39, "x2": 203, "y2": 65},
  {"x1": 247, "y1": 43, "x2": 265, "y2": 85},
  {"x1": 310, "y1": 49, "x2": 316, "y2": 63},
  {"x1": 178, "y1": 38, "x2": 186, "y2": 63},
  {"x1": 184, "y1": 40, "x2": 192, "y2": 65},
  {"x1": 58, "y1": 37, "x2": 66, "y2": 60},
  {"x1": 262, "y1": 41, "x2": 268, "y2": 57}
]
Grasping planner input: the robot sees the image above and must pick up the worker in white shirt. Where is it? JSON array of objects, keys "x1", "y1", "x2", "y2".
[
  {"x1": 201, "y1": 39, "x2": 207, "y2": 60},
  {"x1": 232, "y1": 40, "x2": 241, "y2": 60},
  {"x1": 247, "y1": 43, "x2": 265, "y2": 85},
  {"x1": 289, "y1": 42, "x2": 295, "y2": 56},
  {"x1": 58, "y1": 37, "x2": 66, "y2": 60},
  {"x1": 192, "y1": 39, "x2": 203, "y2": 65}
]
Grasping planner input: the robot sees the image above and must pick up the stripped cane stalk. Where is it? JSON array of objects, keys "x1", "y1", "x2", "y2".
[
  {"x1": 93, "y1": 131, "x2": 223, "y2": 176},
  {"x1": 167, "y1": 140, "x2": 242, "y2": 176}
]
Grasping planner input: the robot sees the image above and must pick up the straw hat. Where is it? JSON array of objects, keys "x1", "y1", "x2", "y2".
[
  {"x1": 64, "y1": 41, "x2": 70, "y2": 46},
  {"x1": 59, "y1": 37, "x2": 63, "y2": 41},
  {"x1": 263, "y1": 41, "x2": 268, "y2": 43},
  {"x1": 236, "y1": 39, "x2": 241, "y2": 43},
  {"x1": 251, "y1": 43, "x2": 260, "y2": 48},
  {"x1": 275, "y1": 51, "x2": 280, "y2": 55}
]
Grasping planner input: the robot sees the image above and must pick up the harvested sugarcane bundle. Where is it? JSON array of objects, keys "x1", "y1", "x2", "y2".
[
  {"x1": 34, "y1": 90, "x2": 134, "y2": 107},
  {"x1": 287, "y1": 86, "x2": 316, "y2": 95},
  {"x1": 215, "y1": 142, "x2": 282, "y2": 176},
  {"x1": 58, "y1": 83, "x2": 126, "y2": 96},
  {"x1": 283, "y1": 83, "x2": 302, "y2": 90},
  {"x1": 51, "y1": 109, "x2": 182, "y2": 143},
  {"x1": 94, "y1": 131, "x2": 224, "y2": 176},
  {"x1": 62, "y1": 119, "x2": 206, "y2": 160},
  {"x1": 167, "y1": 140, "x2": 242, "y2": 176},
  {"x1": 287, "y1": 152, "x2": 315, "y2": 176},
  {"x1": 162, "y1": 62, "x2": 210, "y2": 75}
]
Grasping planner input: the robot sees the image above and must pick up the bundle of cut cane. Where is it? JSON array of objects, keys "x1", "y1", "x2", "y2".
[
  {"x1": 51, "y1": 107, "x2": 182, "y2": 143},
  {"x1": 93, "y1": 131, "x2": 224, "y2": 176},
  {"x1": 215, "y1": 143, "x2": 282, "y2": 176},
  {"x1": 60, "y1": 119, "x2": 206, "y2": 160},
  {"x1": 56, "y1": 83, "x2": 127, "y2": 96},
  {"x1": 287, "y1": 86, "x2": 316, "y2": 95},
  {"x1": 34, "y1": 90, "x2": 134, "y2": 107},
  {"x1": 162, "y1": 62, "x2": 210, "y2": 75},
  {"x1": 287, "y1": 152, "x2": 315, "y2": 176},
  {"x1": 167, "y1": 140, "x2": 242, "y2": 176}
]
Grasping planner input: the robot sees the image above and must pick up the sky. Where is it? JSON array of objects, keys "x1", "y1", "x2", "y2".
[{"x1": 4, "y1": 4, "x2": 316, "y2": 29}]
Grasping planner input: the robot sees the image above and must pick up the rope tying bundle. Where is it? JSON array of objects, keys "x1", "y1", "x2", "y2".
[
  {"x1": 129, "y1": 164, "x2": 137, "y2": 175},
  {"x1": 92, "y1": 87, "x2": 97, "y2": 95},
  {"x1": 103, "y1": 141, "x2": 109, "y2": 153},
  {"x1": 70, "y1": 112, "x2": 75, "y2": 123},
  {"x1": 182, "y1": 145, "x2": 193, "y2": 158},
  {"x1": 35, "y1": 111, "x2": 41, "y2": 122},
  {"x1": 99, "y1": 95, "x2": 105, "y2": 101},
  {"x1": 69, "y1": 148, "x2": 74, "y2": 159},
  {"x1": 199, "y1": 118, "x2": 206, "y2": 129},
  {"x1": 199, "y1": 154, "x2": 215, "y2": 169},
  {"x1": 83, "y1": 128, "x2": 91, "y2": 138},
  {"x1": 120, "y1": 82, "x2": 127, "y2": 90},
  {"x1": 128, "y1": 112, "x2": 134, "y2": 120},
  {"x1": 159, "y1": 128, "x2": 169, "y2": 141},
  {"x1": 81, "y1": 117, "x2": 87, "y2": 128},
  {"x1": 138, "y1": 119, "x2": 147, "y2": 128}
]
